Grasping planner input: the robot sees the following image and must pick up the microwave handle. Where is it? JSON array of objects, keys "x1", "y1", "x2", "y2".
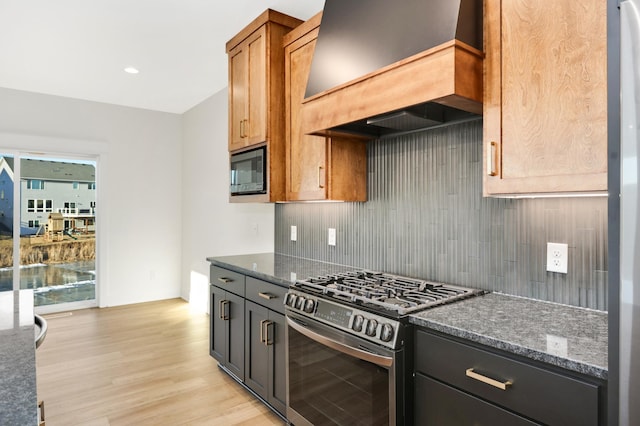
[{"x1": 286, "y1": 316, "x2": 393, "y2": 368}]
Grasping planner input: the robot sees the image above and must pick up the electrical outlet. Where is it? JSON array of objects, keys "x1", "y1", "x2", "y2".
[
  {"x1": 546, "y1": 242, "x2": 568, "y2": 274},
  {"x1": 546, "y1": 334, "x2": 568, "y2": 357},
  {"x1": 290, "y1": 225, "x2": 297, "y2": 241},
  {"x1": 328, "y1": 228, "x2": 336, "y2": 246}
]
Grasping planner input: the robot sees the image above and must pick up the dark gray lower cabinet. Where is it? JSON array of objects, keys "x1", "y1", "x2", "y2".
[
  {"x1": 415, "y1": 373, "x2": 538, "y2": 425},
  {"x1": 209, "y1": 264, "x2": 287, "y2": 417},
  {"x1": 245, "y1": 301, "x2": 286, "y2": 415},
  {"x1": 414, "y1": 329, "x2": 606, "y2": 425},
  {"x1": 210, "y1": 284, "x2": 245, "y2": 381}
]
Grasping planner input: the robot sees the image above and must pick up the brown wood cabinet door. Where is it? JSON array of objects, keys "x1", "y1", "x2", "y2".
[
  {"x1": 246, "y1": 27, "x2": 267, "y2": 145},
  {"x1": 228, "y1": 27, "x2": 267, "y2": 152},
  {"x1": 483, "y1": 0, "x2": 607, "y2": 196},
  {"x1": 285, "y1": 29, "x2": 328, "y2": 201},
  {"x1": 284, "y1": 14, "x2": 367, "y2": 202},
  {"x1": 228, "y1": 45, "x2": 248, "y2": 151}
]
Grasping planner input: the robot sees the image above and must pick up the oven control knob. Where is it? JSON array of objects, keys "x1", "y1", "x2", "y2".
[
  {"x1": 380, "y1": 323, "x2": 394, "y2": 342},
  {"x1": 286, "y1": 294, "x2": 297, "y2": 307},
  {"x1": 366, "y1": 319, "x2": 378, "y2": 336},
  {"x1": 295, "y1": 296, "x2": 306, "y2": 310},
  {"x1": 352, "y1": 315, "x2": 365, "y2": 332},
  {"x1": 303, "y1": 298, "x2": 315, "y2": 313}
]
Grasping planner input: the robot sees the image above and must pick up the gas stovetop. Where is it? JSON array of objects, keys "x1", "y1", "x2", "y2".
[{"x1": 291, "y1": 270, "x2": 483, "y2": 316}]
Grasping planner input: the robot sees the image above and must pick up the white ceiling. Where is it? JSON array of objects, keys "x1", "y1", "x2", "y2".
[{"x1": 0, "y1": 0, "x2": 325, "y2": 114}]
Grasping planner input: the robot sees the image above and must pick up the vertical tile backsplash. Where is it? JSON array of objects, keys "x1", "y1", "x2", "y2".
[{"x1": 275, "y1": 120, "x2": 608, "y2": 310}]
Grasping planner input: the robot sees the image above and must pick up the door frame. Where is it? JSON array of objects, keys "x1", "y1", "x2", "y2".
[{"x1": 0, "y1": 132, "x2": 109, "y2": 313}]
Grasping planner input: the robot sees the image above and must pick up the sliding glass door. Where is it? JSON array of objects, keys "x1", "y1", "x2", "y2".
[{"x1": 0, "y1": 152, "x2": 98, "y2": 312}]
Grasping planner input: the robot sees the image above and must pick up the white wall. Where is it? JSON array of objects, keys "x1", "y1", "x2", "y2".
[
  {"x1": 0, "y1": 87, "x2": 183, "y2": 307},
  {"x1": 181, "y1": 88, "x2": 274, "y2": 312}
]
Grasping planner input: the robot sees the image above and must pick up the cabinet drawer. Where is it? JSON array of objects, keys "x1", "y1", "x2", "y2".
[
  {"x1": 415, "y1": 330, "x2": 600, "y2": 426},
  {"x1": 415, "y1": 373, "x2": 538, "y2": 425},
  {"x1": 210, "y1": 266, "x2": 245, "y2": 297},
  {"x1": 245, "y1": 277, "x2": 287, "y2": 314}
]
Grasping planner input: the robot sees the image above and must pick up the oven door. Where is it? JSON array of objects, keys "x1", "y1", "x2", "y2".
[{"x1": 286, "y1": 311, "x2": 406, "y2": 426}]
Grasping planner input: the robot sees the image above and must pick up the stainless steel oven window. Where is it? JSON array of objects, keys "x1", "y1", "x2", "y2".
[{"x1": 286, "y1": 313, "x2": 403, "y2": 426}]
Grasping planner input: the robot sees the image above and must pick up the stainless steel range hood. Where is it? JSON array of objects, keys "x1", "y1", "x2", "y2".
[{"x1": 301, "y1": 0, "x2": 483, "y2": 139}]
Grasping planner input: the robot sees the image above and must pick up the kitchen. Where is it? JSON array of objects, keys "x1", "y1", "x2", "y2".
[{"x1": 0, "y1": 0, "x2": 632, "y2": 425}]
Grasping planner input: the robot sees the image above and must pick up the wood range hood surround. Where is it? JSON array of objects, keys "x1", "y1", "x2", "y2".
[{"x1": 300, "y1": 0, "x2": 484, "y2": 139}]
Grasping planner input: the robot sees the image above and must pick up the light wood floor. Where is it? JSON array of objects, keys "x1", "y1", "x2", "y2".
[{"x1": 36, "y1": 298, "x2": 284, "y2": 426}]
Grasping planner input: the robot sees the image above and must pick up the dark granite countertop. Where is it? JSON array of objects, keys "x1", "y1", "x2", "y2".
[
  {"x1": 207, "y1": 252, "x2": 357, "y2": 288},
  {"x1": 0, "y1": 290, "x2": 38, "y2": 425},
  {"x1": 207, "y1": 253, "x2": 608, "y2": 381},
  {"x1": 410, "y1": 292, "x2": 608, "y2": 380}
]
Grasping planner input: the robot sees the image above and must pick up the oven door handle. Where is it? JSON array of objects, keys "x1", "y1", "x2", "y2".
[{"x1": 286, "y1": 316, "x2": 393, "y2": 368}]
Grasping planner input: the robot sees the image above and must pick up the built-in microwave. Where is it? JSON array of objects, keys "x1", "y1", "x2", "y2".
[{"x1": 230, "y1": 146, "x2": 267, "y2": 196}]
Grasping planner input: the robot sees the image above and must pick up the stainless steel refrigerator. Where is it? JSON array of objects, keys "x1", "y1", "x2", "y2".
[{"x1": 619, "y1": 0, "x2": 640, "y2": 424}]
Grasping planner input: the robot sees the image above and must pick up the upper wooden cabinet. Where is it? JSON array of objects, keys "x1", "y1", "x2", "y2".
[
  {"x1": 228, "y1": 28, "x2": 266, "y2": 150},
  {"x1": 226, "y1": 10, "x2": 302, "y2": 153},
  {"x1": 283, "y1": 13, "x2": 367, "y2": 202},
  {"x1": 483, "y1": 0, "x2": 607, "y2": 196}
]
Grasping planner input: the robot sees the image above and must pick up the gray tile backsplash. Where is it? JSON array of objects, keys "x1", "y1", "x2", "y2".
[{"x1": 275, "y1": 119, "x2": 608, "y2": 310}]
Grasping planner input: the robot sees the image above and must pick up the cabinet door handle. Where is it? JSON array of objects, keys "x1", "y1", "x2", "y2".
[
  {"x1": 318, "y1": 166, "x2": 325, "y2": 189},
  {"x1": 218, "y1": 277, "x2": 233, "y2": 284},
  {"x1": 240, "y1": 119, "x2": 248, "y2": 138},
  {"x1": 259, "y1": 319, "x2": 267, "y2": 344},
  {"x1": 258, "y1": 292, "x2": 276, "y2": 300},
  {"x1": 264, "y1": 320, "x2": 274, "y2": 346},
  {"x1": 220, "y1": 300, "x2": 230, "y2": 321},
  {"x1": 487, "y1": 141, "x2": 498, "y2": 176},
  {"x1": 259, "y1": 319, "x2": 274, "y2": 345},
  {"x1": 465, "y1": 368, "x2": 512, "y2": 390}
]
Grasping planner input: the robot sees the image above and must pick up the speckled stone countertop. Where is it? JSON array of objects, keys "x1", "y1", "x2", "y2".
[
  {"x1": 207, "y1": 254, "x2": 608, "y2": 381},
  {"x1": 410, "y1": 292, "x2": 608, "y2": 380},
  {"x1": 207, "y1": 252, "x2": 357, "y2": 288},
  {"x1": 0, "y1": 290, "x2": 38, "y2": 425}
]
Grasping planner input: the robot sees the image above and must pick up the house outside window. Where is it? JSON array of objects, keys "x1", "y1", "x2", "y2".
[
  {"x1": 72, "y1": 181, "x2": 79, "y2": 190},
  {"x1": 27, "y1": 179, "x2": 44, "y2": 190},
  {"x1": 28, "y1": 199, "x2": 52, "y2": 213},
  {"x1": 88, "y1": 182, "x2": 96, "y2": 190}
]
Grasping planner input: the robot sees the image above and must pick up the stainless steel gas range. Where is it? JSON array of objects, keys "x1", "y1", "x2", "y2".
[{"x1": 284, "y1": 270, "x2": 483, "y2": 426}]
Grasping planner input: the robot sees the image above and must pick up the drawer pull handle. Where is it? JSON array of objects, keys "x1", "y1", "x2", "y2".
[
  {"x1": 218, "y1": 277, "x2": 233, "y2": 284},
  {"x1": 258, "y1": 292, "x2": 276, "y2": 300},
  {"x1": 465, "y1": 368, "x2": 512, "y2": 390}
]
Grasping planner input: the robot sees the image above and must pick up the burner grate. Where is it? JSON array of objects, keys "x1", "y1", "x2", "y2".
[{"x1": 294, "y1": 271, "x2": 482, "y2": 316}]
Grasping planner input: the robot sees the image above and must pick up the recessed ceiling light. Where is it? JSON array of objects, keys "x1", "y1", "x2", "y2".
[{"x1": 124, "y1": 67, "x2": 139, "y2": 74}]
